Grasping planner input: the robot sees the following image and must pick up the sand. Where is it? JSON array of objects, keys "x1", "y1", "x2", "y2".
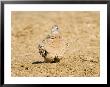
[{"x1": 11, "y1": 11, "x2": 100, "y2": 77}]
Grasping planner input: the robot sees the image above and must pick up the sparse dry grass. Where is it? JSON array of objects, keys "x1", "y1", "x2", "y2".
[{"x1": 11, "y1": 11, "x2": 100, "y2": 77}]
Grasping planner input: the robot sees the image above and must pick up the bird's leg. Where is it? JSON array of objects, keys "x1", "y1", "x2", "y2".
[{"x1": 53, "y1": 56, "x2": 60, "y2": 63}]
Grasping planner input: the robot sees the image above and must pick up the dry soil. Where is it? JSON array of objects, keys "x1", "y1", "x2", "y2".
[{"x1": 11, "y1": 11, "x2": 100, "y2": 77}]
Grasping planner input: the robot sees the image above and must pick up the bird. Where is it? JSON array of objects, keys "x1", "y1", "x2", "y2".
[{"x1": 38, "y1": 25, "x2": 68, "y2": 63}]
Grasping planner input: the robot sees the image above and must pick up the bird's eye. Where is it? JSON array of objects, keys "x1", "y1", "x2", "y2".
[{"x1": 56, "y1": 27, "x2": 58, "y2": 29}]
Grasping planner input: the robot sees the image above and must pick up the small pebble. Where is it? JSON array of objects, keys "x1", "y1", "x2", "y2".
[
  {"x1": 25, "y1": 67, "x2": 29, "y2": 70},
  {"x1": 20, "y1": 65, "x2": 24, "y2": 67}
]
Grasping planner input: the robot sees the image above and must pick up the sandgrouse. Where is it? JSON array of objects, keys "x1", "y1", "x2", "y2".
[{"x1": 38, "y1": 25, "x2": 68, "y2": 63}]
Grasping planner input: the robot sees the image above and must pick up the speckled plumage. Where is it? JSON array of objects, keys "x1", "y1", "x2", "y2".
[{"x1": 38, "y1": 25, "x2": 68, "y2": 63}]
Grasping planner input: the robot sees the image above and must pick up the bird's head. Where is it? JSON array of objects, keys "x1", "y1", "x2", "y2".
[{"x1": 51, "y1": 25, "x2": 59, "y2": 34}]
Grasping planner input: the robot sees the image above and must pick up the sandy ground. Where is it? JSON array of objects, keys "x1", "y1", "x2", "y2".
[{"x1": 11, "y1": 11, "x2": 100, "y2": 77}]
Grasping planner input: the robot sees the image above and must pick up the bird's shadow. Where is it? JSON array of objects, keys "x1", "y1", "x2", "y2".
[
  {"x1": 32, "y1": 61, "x2": 58, "y2": 64},
  {"x1": 32, "y1": 61, "x2": 45, "y2": 64}
]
